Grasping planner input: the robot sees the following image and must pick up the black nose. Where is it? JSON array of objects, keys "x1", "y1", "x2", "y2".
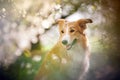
[{"x1": 62, "y1": 40, "x2": 68, "y2": 45}]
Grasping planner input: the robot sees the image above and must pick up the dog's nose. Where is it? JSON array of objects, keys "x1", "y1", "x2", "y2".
[{"x1": 62, "y1": 40, "x2": 68, "y2": 45}]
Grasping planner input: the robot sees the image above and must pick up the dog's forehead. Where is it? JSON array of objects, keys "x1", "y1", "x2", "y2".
[
  {"x1": 59, "y1": 21, "x2": 78, "y2": 30},
  {"x1": 66, "y1": 21, "x2": 78, "y2": 28}
]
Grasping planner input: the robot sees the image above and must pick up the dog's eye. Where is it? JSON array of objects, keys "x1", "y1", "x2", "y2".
[
  {"x1": 70, "y1": 30, "x2": 75, "y2": 33},
  {"x1": 61, "y1": 30, "x2": 64, "y2": 33}
]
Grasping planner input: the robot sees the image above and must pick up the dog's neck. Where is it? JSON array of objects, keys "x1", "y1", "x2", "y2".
[
  {"x1": 65, "y1": 41, "x2": 86, "y2": 80},
  {"x1": 66, "y1": 39, "x2": 86, "y2": 63}
]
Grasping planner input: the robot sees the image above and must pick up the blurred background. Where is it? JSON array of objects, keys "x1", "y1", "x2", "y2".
[{"x1": 0, "y1": 0, "x2": 120, "y2": 80}]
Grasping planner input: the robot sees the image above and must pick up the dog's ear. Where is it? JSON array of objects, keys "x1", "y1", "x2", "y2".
[
  {"x1": 57, "y1": 19, "x2": 66, "y2": 27},
  {"x1": 77, "y1": 19, "x2": 92, "y2": 30}
]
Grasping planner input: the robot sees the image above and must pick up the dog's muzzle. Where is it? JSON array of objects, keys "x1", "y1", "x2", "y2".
[{"x1": 63, "y1": 39, "x2": 77, "y2": 50}]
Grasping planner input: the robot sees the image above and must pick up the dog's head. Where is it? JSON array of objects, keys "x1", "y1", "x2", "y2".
[{"x1": 57, "y1": 19, "x2": 92, "y2": 50}]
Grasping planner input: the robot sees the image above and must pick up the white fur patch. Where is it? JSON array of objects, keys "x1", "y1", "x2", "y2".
[{"x1": 62, "y1": 25, "x2": 71, "y2": 44}]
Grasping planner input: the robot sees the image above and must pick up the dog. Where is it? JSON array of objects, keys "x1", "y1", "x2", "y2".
[{"x1": 35, "y1": 18, "x2": 92, "y2": 80}]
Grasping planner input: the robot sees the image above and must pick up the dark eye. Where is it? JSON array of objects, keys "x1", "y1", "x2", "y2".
[
  {"x1": 61, "y1": 30, "x2": 64, "y2": 33},
  {"x1": 70, "y1": 29, "x2": 75, "y2": 33}
]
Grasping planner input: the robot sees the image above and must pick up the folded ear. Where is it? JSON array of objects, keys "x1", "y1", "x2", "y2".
[
  {"x1": 57, "y1": 19, "x2": 66, "y2": 23},
  {"x1": 57, "y1": 19, "x2": 66, "y2": 27},
  {"x1": 77, "y1": 19, "x2": 93, "y2": 30}
]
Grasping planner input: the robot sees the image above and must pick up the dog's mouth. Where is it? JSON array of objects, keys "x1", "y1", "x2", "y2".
[
  {"x1": 65, "y1": 39, "x2": 77, "y2": 50},
  {"x1": 66, "y1": 44, "x2": 72, "y2": 50}
]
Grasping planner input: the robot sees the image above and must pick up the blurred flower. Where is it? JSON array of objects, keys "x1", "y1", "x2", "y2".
[
  {"x1": 2, "y1": 8, "x2": 6, "y2": 12},
  {"x1": 26, "y1": 63, "x2": 32, "y2": 69},
  {"x1": 52, "y1": 54, "x2": 59, "y2": 60},
  {"x1": 32, "y1": 55, "x2": 41, "y2": 62},
  {"x1": 0, "y1": 0, "x2": 62, "y2": 66}
]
